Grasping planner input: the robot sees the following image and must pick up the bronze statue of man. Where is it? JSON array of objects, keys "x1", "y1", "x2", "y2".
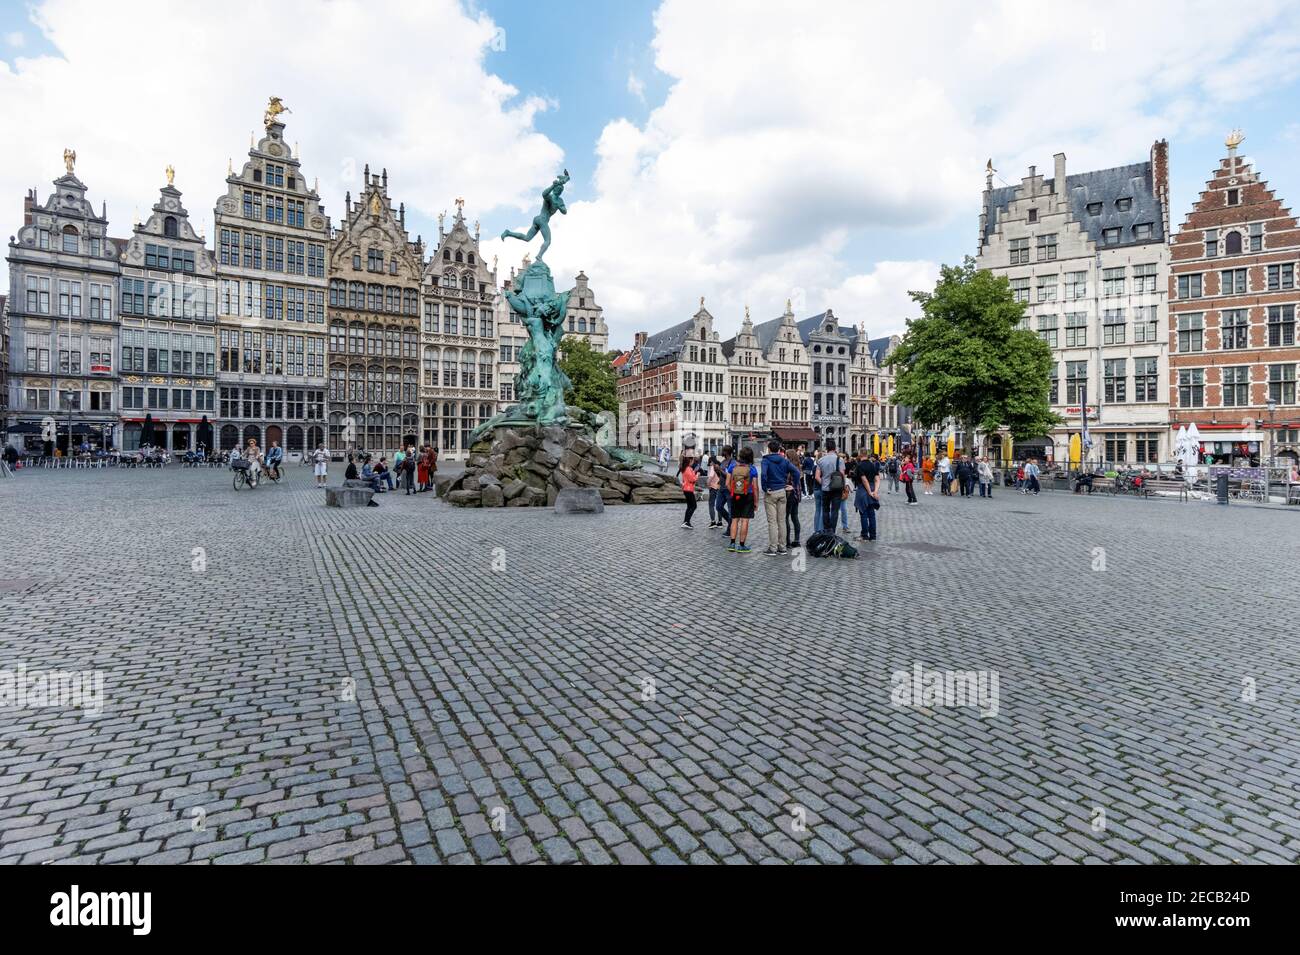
[{"x1": 500, "y1": 169, "x2": 569, "y2": 262}]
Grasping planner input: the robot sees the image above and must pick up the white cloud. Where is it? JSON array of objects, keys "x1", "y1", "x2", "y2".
[
  {"x1": 4, "y1": 31, "x2": 25, "y2": 48},
  {"x1": 627, "y1": 72, "x2": 645, "y2": 103},
  {"x1": 2, "y1": 0, "x2": 560, "y2": 260},
  {"x1": 516, "y1": 0, "x2": 1300, "y2": 348}
]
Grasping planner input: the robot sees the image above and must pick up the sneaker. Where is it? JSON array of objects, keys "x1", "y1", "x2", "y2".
[
  {"x1": 789, "y1": 540, "x2": 801, "y2": 548},
  {"x1": 907, "y1": 501, "x2": 918, "y2": 506},
  {"x1": 737, "y1": 544, "x2": 752, "y2": 553},
  {"x1": 681, "y1": 521, "x2": 692, "y2": 528},
  {"x1": 763, "y1": 548, "x2": 778, "y2": 556},
  {"x1": 727, "y1": 542, "x2": 737, "y2": 553},
  {"x1": 777, "y1": 547, "x2": 788, "y2": 555}
]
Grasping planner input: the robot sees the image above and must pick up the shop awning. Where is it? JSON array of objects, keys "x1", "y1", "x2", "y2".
[{"x1": 773, "y1": 427, "x2": 819, "y2": 444}]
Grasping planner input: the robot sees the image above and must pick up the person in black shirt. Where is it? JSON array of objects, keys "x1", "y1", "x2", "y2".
[
  {"x1": 345, "y1": 453, "x2": 359, "y2": 481},
  {"x1": 853, "y1": 450, "x2": 882, "y2": 541}
]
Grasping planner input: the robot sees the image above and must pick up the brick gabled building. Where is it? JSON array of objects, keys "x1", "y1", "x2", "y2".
[{"x1": 1168, "y1": 133, "x2": 1300, "y2": 465}]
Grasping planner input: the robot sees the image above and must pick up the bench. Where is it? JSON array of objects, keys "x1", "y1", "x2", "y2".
[{"x1": 1143, "y1": 477, "x2": 1190, "y2": 501}]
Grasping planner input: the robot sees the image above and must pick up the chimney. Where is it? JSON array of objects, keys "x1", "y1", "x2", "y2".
[
  {"x1": 1150, "y1": 139, "x2": 1170, "y2": 242},
  {"x1": 1053, "y1": 152, "x2": 1066, "y2": 194},
  {"x1": 634, "y1": 331, "x2": 648, "y2": 347},
  {"x1": 23, "y1": 190, "x2": 35, "y2": 226}
]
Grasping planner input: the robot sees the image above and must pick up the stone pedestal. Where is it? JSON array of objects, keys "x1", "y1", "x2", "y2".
[{"x1": 326, "y1": 486, "x2": 374, "y2": 508}]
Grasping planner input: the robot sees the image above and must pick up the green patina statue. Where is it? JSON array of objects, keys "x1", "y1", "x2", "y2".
[
  {"x1": 500, "y1": 169, "x2": 569, "y2": 262},
  {"x1": 472, "y1": 170, "x2": 580, "y2": 442}
]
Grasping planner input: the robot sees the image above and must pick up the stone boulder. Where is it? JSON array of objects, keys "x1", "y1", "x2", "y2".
[
  {"x1": 447, "y1": 489, "x2": 482, "y2": 507},
  {"x1": 631, "y1": 485, "x2": 686, "y2": 504},
  {"x1": 326, "y1": 486, "x2": 374, "y2": 508},
  {"x1": 554, "y1": 487, "x2": 604, "y2": 514},
  {"x1": 481, "y1": 484, "x2": 505, "y2": 508}
]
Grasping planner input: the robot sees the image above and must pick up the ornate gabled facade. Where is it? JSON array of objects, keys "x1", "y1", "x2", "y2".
[
  {"x1": 117, "y1": 170, "x2": 218, "y2": 451},
  {"x1": 6, "y1": 152, "x2": 121, "y2": 451},
  {"x1": 802, "y1": 309, "x2": 852, "y2": 450},
  {"x1": 562, "y1": 271, "x2": 608, "y2": 352},
  {"x1": 1168, "y1": 133, "x2": 1300, "y2": 466},
  {"x1": 327, "y1": 166, "x2": 423, "y2": 456},
  {"x1": 419, "y1": 202, "x2": 498, "y2": 460},
  {"x1": 722, "y1": 307, "x2": 768, "y2": 444},
  {"x1": 976, "y1": 144, "x2": 1171, "y2": 465},
  {"x1": 748, "y1": 300, "x2": 813, "y2": 447},
  {"x1": 848, "y1": 323, "x2": 880, "y2": 453},
  {"x1": 213, "y1": 101, "x2": 330, "y2": 456}
]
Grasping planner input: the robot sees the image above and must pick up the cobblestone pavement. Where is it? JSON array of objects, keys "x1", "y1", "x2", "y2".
[{"x1": 1, "y1": 468, "x2": 1298, "y2": 865}]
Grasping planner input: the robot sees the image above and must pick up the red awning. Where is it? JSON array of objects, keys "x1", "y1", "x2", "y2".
[{"x1": 773, "y1": 427, "x2": 819, "y2": 444}]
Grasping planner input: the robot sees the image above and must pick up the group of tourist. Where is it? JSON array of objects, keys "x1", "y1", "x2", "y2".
[
  {"x1": 925, "y1": 453, "x2": 997, "y2": 498},
  {"x1": 676, "y1": 439, "x2": 922, "y2": 554},
  {"x1": 343, "y1": 444, "x2": 439, "y2": 495}
]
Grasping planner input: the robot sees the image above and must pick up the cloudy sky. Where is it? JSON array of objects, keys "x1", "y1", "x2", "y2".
[{"x1": 4, "y1": 0, "x2": 1300, "y2": 348}]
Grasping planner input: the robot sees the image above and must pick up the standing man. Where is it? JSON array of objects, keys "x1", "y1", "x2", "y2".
[
  {"x1": 760, "y1": 440, "x2": 799, "y2": 556},
  {"x1": 886, "y1": 455, "x2": 900, "y2": 494},
  {"x1": 1024, "y1": 456, "x2": 1041, "y2": 495},
  {"x1": 312, "y1": 442, "x2": 330, "y2": 488},
  {"x1": 815, "y1": 439, "x2": 846, "y2": 535},
  {"x1": 977, "y1": 456, "x2": 994, "y2": 498}
]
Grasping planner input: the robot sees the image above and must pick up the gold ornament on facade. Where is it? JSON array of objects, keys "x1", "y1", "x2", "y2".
[
  {"x1": 264, "y1": 96, "x2": 290, "y2": 128},
  {"x1": 369, "y1": 192, "x2": 382, "y2": 217},
  {"x1": 1225, "y1": 128, "x2": 1245, "y2": 152},
  {"x1": 63, "y1": 148, "x2": 76, "y2": 174},
  {"x1": 165, "y1": 164, "x2": 175, "y2": 186}
]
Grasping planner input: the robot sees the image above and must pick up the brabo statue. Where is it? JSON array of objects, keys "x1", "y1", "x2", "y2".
[
  {"x1": 500, "y1": 169, "x2": 569, "y2": 262},
  {"x1": 473, "y1": 169, "x2": 584, "y2": 438}
]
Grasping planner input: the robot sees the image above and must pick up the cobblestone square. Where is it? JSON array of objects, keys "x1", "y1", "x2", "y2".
[{"x1": 1, "y1": 468, "x2": 1297, "y2": 864}]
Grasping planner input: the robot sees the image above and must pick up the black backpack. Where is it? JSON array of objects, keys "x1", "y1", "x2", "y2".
[
  {"x1": 805, "y1": 531, "x2": 837, "y2": 557},
  {"x1": 826, "y1": 455, "x2": 845, "y2": 494}
]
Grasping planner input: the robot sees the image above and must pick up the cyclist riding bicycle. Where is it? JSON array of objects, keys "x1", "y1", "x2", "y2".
[
  {"x1": 264, "y1": 440, "x2": 284, "y2": 481},
  {"x1": 244, "y1": 439, "x2": 263, "y2": 486}
]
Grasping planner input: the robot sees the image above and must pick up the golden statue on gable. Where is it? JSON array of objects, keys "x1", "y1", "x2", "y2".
[
  {"x1": 264, "y1": 96, "x2": 291, "y2": 128},
  {"x1": 63, "y1": 148, "x2": 76, "y2": 174},
  {"x1": 369, "y1": 191, "x2": 382, "y2": 217}
]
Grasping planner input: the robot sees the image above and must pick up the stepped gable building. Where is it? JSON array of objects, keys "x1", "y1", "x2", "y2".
[
  {"x1": 6, "y1": 150, "x2": 122, "y2": 451},
  {"x1": 720, "y1": 306, "x2": 769, "y2": 448},
  {"x1": 799, "y1": 309, "x2": 852, "y2": 451},
  {"x1": 977, "y1": 143, "x2": 1171, "y2": 465},
  {"x1": 117, "y1": 168, "x2": 218, "y2": 452},
  {"x1": 1167, "y1": 132, "x2": 1300, "y2": 466},
  {"x1": 213, "y1": 100, "x2": 330, "y2": 456},
  {"x1": 327, "y1": 166, "x2": 423, "y2": 456},
  {"x1": 563, "y1": 270, "x2": 608, "y2": 352},
  {"x1": 420, "y1": 201, "x2": 498, "y2": 460},
  {"x1": 743, "y1": 301, "x2": 814, "y2": 448}
]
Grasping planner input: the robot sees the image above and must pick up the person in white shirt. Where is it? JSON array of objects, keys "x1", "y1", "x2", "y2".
[{"x1": 312, "y1": 444, "x2": 330, "y2": 487}]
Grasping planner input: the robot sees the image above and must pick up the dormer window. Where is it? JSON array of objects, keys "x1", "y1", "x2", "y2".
[
  {"x1": 1227, "y1": 188, "x2": 1240, "y2": 206},
  {"x1": 1086, "y1": 202, "x2": 1102, "y2": 215},
  {"x1": 1133, "y1": 223, "x2": 1153, "y2": 240},
  {"x1": 1116, "y1": 197, "x2": 1132, "y2": 212},
  {"x1": 61, "y1": 225, "x2": 79, "y2": 253}
]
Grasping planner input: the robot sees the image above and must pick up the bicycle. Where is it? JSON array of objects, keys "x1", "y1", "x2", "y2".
[{"x1": 232, "y1": 459, "x2": 258, "y2": 490}]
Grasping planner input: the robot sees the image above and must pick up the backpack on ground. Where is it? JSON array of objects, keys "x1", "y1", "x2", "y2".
[
  {"x1": 830, "y1": 535, "x2": 859, "y2": 558},
  {"x1": 805, "y1": 531, "x2": 837, "y2": 557},
  {"x1": 728, "y1": 465, "x2": 751, "y2": 497}
]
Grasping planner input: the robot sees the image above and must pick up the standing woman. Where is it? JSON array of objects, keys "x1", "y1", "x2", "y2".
[
  {"x1": 706, "y1": 454, "x2": 722, "y2": 527},
  {"x1": 678, "y1": 452, "x2": 699, "y2": 528},
  {"x1": 416, "y1": 445, "x2": 430, "y2": 493},
  {"x1": 784, "y1": 446, "x2": 803, "y2": 548}
]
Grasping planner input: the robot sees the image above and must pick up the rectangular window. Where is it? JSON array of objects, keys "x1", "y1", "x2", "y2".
[
  {"x1": 1133, "y1": 223, "x2": 1153, "y2": 241},
  {"x1": 1133, "y1": 305, "x2": 1159, "y2": 343},
  {"x1": 1135, "y1": 432, "x2": 1159, "y2": 464},
  {"x1": 1220, "y1": 268, "x2": 1247, "y2": 295},
  {"x1": 1134, "y1": 357, "x2": 1158, "y2": 403},
  {"x1": 1178, "y1": 369, "x2": 1204, "y2": 408},
  {"x1": 1177, "y1": 273, "x2": 1203, "y2": 299},
  {"x1": 1065, "y1": 312, "x2": 1087, "y2": 348},
  {"x1": 1268, "y1": 305, "x2": 1296, "y2": 347},
  {"x1": 1103, "y1": 358, "x2": 1126, "y2": 403},
  {"x1": 1105, "y1": 433, "x2": 1127, "y2": 464},
  {"x1": 1102, "y1": 267, "x2": 1125, "y2": 297},
  {"x1": 1267, "y1": 263, "x2": 1295, "y2": 291},
  {"x1": 1008, "y1": 237, "x2": 1029, "y2": 265},
  {"x1": 1036, "y1": 314, "x2": 1058, "y2": 349},
  {"x1": 1222, "y1": 366, "x2": 1249, "y2": 407},
  {"x1": 1132, "y1": 263, "x2": 1157, "y2": 293},
  {"x1": 1249, "y1": 222, "x2": 1264, "y2": 252},
  {"x1": 1269, "y1": 364, "x2": 1297, "y2": 404},
  {"x1": 1177, "y1": 313, "x2": 1204, "y2": 352},
  {"x1": 1204, "y1": 229, "x2": 1218, "y2": 258},
  {"x1": 1221, "y1": 309, "x2": 1249, "y2": 350},
  {"x1": 1036, "y1": 233, "x2": 1057, "y2": 262},
  {"x1": 1009, "y1": 277, "x2": 1030, "y2": 303},
  {"x1": 1063, "y1": 271, "x2": 1087, "y2": 300},
  {"x1": 1036, "y1": 275, "x2": 1057, "y2": 302},
  {"x1": 1066, "y1": 361, "x2": 1087, "y2": 404},
  {"x1": 1102, "y1": 227, "x2": 1121, "y2": 245},
  {"x1": 1102, "y1": 309, "x2": 1125, "y2": 344}
]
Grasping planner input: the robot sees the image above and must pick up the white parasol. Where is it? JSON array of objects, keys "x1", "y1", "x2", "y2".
[
  {"x1": 1173, "y1": 425, "x2": 1188, "y2": 467},
  {"x1": 1183, "y1": 422, "x2": 1202, "y2": 483}
]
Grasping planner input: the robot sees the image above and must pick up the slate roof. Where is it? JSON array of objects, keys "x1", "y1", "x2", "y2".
[
  {"x1": 982, "y1": 161, "x2": 1164, "y2": 250},
  {"x1": 725, "y1": 312, "x2": 899, "y2": 364},
  {"x1": 639, "y1": 315, "x2": 697, "y2": 368}
]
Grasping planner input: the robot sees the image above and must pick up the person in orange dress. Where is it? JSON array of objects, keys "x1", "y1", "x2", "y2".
[{"x1": 921, "y1": 456, "x2": 935, "y2": 495}]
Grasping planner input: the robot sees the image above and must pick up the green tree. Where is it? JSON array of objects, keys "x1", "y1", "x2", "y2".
[
  {"x1": 888, "y1": 257, "x2": 1060, "y2": 440},
  {"x1": 558, "y1": 336, "x2": 618, "y2": 416}
]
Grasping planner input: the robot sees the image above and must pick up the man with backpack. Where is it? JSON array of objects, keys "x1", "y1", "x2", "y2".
[
  {"x1": 760, "y1": 440, "x2": 800, "y2": 556},
  {"x1": 886, "y1": 455, "x2": 900, "y2": 493},
  {"x1": 815, "y1": 439, "x2": 847, "y2": 534}
]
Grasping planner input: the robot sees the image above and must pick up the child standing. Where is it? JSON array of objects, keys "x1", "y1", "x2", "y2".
[{"x1": 726, "y1": 447, "x2": 759, "y2": 553}]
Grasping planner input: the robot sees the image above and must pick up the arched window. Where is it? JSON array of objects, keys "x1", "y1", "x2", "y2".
[
  {"x1": 814, "y1": 363, "x2": 822, "y2": 385},
  {"x1": 367, "y1": 284, "x2": 382, "y2": 311},
  {"x1": 348, "y1": 281, "x2": 364, "y2": 309},
  {"x1": 578, "y1": 317, "x2": 588, "y2": 333},
  {"x1": 329, "y1": 278, "x2": 345, "y2": 306},
  {"x1": 443, "y1": 249, "x2": 450, "y2": 261},
  {"x1": 461, "y1": 272, "x2": 473, "y2": 290},
  {"x1": 368, "y1": 366, "x2": 383, "y2": 402},
  {"x1": 366, "y1": 412, "x2": 383, "y2": 449},
  {"x1": 220, "y1": 424, "x2": 239, "y2": 450},
  {"x1": 460, "y1": 353, "x2": 474, "y2": 387},
  {"x1": 243, "y1": 425, "x2": 261, "y2": 446},
  {"x1": 164, "y1": 216, "x2": 178, "y2": 238},
  {"x1": 1225, "y1": 231, "x2": 1243, "y2": 255},
  {"x1": 441, "y1": 270, "x2": 456, "y2": 289},
  {"x1": 61, "y1": 224, "x2": 79, "y2": 253},
  {"x1": 455, "y1": 250, "x2": 464, "y2": 263}
]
